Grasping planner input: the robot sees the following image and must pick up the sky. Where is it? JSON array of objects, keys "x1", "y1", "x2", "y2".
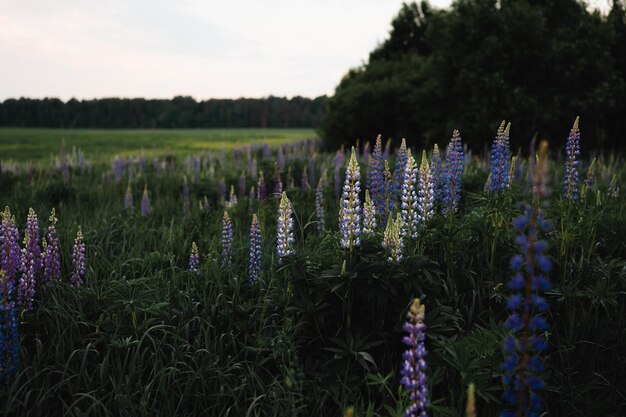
[{"x1": 0, "y1": 0, "x2": 614, "y2": 101}]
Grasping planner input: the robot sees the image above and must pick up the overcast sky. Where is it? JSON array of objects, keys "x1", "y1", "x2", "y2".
[{"x1": 0, "y1": 0, "x2": 613, "y2": 101}]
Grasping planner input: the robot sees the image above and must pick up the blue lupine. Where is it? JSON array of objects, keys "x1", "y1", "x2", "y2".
[
  {"x1": 363, "y1": 190, "x2": 377, "y2": 236},
  {"x1": 182, "y1": 176, "x2": 190, "y2": 217},
  {"x1": 488, "y1": 121, "x2": 511, "y2": 193},
  {"x1": 43, "y1": 209, "x2": 61, "y2": 284},
  {"x1": 502, "y1": 140, "x2": 551, "y2": 417},
  {"x1": 124, "y1": 183, "x2": 133, "y2": 212},
  {"x1": 0, "y1": 271, "x2": 20, "y2": 381},
  {"x1": 188, "y1": 242, "x2": 200, "y2": 274},
  {"x1": 368, "y1": 135, "x2": 385, "y2": 215},
  {"x1": 400, "y1": 151, "x2": 418, "y2": 239},
  {"x1": 141, "y1": 185, "x2": 150, "y2": 217},
  {"x1": 417, "y1": 151, "x2": 434, "y2": 223},
  {"x1": 276, "y1": 192, "x2": 295, "y2": 262},
  {"x1": 430, "y1": 144, "x2": 443, "y2": 205},
  {"x1": 70, "y1": 226, "x2": 86, "y2": 289},
  {"x1": 400, "y1": 298, "x2": 429, "y2": 417},
  {"x1": 394, "y1": 138, "x2": 408, "y2": 204},
  {"x1": 315, "y1": 175, "x2": 326, "y2": 232},
  {"x1": 442, "y1": 130, "x2": 464, "y2": 214},
  {"x1": 249, "y1": 214, "x2": 262, "y2": 284},
  {"x1": 563, "y1": 117, "x2": 581, "y2": 202},
  {"x1": 339, "y1": 147, "x2": 362, "y2": 250},
  {"x1": 221, "y1": 211, "x2": 233, "y2": 267}
]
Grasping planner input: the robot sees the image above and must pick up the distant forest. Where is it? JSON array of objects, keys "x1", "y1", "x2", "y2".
[{"x1": 0, "y1": 96, "x2": 328, "y2": 129}]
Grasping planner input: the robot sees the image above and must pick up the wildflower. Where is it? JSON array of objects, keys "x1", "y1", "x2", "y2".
[
  {"x1": 301, "y1": 165, "x2": 310, "y2": 191},
  {"x1": 277, "y1": 146, "x2": 285, "y2": 172},
  {"x1": 248, "y1": 186, "x2": 256, "y2": 213},
  {"x1": 443, "y1": 130, "x2": 464, "y2": 213},
  {"x1": 188, "y1": 242, "x2": 200, "y2": 274},
  {"x1": 257, "y1": 171, "x2": 267, "y2": 201},
  {"x1": 182, "y1": 176, "x2": 191, "y2": 217},
  {"x1": 273, "y1": 165, "x2": 283, "y2": 196},
  {"x1": 219, "y1": 177, "x2": 227, "y2": 204},
  {"x1": 124, "y1": 182, "x2": 133, "y2": 212},
  {"x1": 0, "y1": 270, "x2": 20, "y2": 381},
  {"x1": 563, "y1": 117, "x2": 581, "y2": 202},
  {"x1": 239, "y1": 170, "x2": 246, "y2": 199},
  {"x1": 583, "y1": 157, "x2": 596, "y2": 194},
  {"x1": 368, "y1": 135, "x2": 385, "y2": 215},
  {"x1": 308, "y1": 156, "x2": 316, "y2": 187},
  {"x1": 250, "y1": 158, "x2": 258, "y2": 182},
  {"x1": 315, "y1": 175, "x2": 326, "y2": 232},
  {"x1": 339, "y1": 147, "x2": 362, "y2": 250},
  {"x1": 249, "y1": 214, "x2": 262, "y2": 284},
  {"x1": 400, "y1": 298, "x2": 429, "y2": 417},
  {"x1": 43, "y1": 208, "x2": 61, "y2": 284},
  {"x1": 394, "y1": 138, "x2": 409, "y2": 204},
  {"x1": 227, "y1": 185, "x2": 238, "y2": 207},
  {"x1": 417, "y1": 151, "x2": 435, "y2": 223},
  {"x1": 113, "y1": 156, "x2": 126, "y2": 182},
  {"x1": 382, "y1": 213, "x2": 403, "y2": 264},
  {"x1": 508, "y1": 156, "x2": 517, "y2": 188},
  {"x1": 70, "y1": 226, "x2": 86, "y2": 289},
  {"x1": 400, "y1": 150, "x2": 418, "y2": 239},
  {"x1": 221, "y1": 211, "x2": 233, "y2": 267},
  {"x1": 381, "y1": 160, "x2": 394, "y2": 227},
  {"x1": 502, "y1": 140, "x2": 551, "y2": 417},
  {"x1": 277, "y1": 192, "x2": 295, "y2": 262},
  {"x1": 141, "y1": 185, "x2": 150, "y2": 217},
  {"x1": 430, "y1": 144, "x2": 443, "y2": 205},
  {"x1": 487, "y1": 121, "x2": 511, "y2": 193},
  {"x1": 363, "y1": 190, "x2": 377, "y2": 236},
  {"x1": 1, "y1": 208, "x2": 21, "y2": 284}
]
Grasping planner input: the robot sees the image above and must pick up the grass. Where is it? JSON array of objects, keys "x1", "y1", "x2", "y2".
[{"x1": 0, "y1": 128, "x2": 316, "y2": 162}]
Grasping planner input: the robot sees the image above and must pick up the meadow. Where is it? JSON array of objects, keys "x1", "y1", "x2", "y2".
[{"x1": 0, "y1": 124, "x2": 625, "y2": 417}]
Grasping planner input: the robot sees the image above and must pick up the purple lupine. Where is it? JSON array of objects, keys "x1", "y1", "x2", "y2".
[
  {"x1": 188, "y1": 242, "x2": 200, "y2": 274},
  {"x1": 249, "y1": 214, "x2": 262, "y2": 284},
  {"x1": 113, "y1": 156, "x2": 126, "y2": 183},
  {"x1": 430, "y1": 144, "x2": 443, "y2": 205},
  {"x1": 141, "y1": 185, "x2": 150, "y2": 217},
  {"x1": 382, "y1": 213, "x2": 403, "y2": 264},
  {"x1": 24, "y1": 209, "x2": 42, "y2": 273},
  {"x1": 18, "y1": 235, "x2": 37, "y2": 311},
  {"x1": 400, "y1": 151, "x2": 418, "y2": 239},
  {"x1": 334, "y1": 147, "x2": 345, "y2": 196},
  {"x1": 70, "y1": 226, "x2": 85, "y2": 289},
  {"x1": 417, "y1": 151, "x2": 434, "y2": 223},
  {"x1": 262, "y1": 144, "x2": 271, "y2": 160},
  {"x1": 502, "y1": 140, "x2": 551, "y2": 417},
  {"x1": 124, "y1": 183, "x2": 133, "y2": 212},
  {"x1": 0, "y1": 269, "x2": 20, "y2": 381},
  {"x1": 128, "y1": 157, "x2": 134, "y2": 180},
  {"x1": 394, "y1": 138, "x2": 409, "y2": 203},
  {"x1": 182, "y1": 176, "x2": 191, "y2": 218},
  {"x1": 257, "y1": 171, "x2": 267, "y2": 201},
  {"x1": 400, "y1": 298, "x2": 429, "y2": 417},
  {"x1": 1, "y1": 207, "x2": 21, "y2": 285},
  {"x1": 488, "y1": 121, "x2": 511, "y2": 193},
  {"x1": 563, "y1": 117, "x2": 581, "y2": 202},
  {"x1": 442, "y1": 130, "x2": 464, "y2": 214},
  {"x1": 239, "y1": 171, "x2": 246, "y2": 199},
  {"x1": 42, "y1": 208, "x2": 61, "y2": 284},
  {"x1": 221, "y1": 211, "x2": 233, "y2": 267},
  {"x1": 363, "y1": 190, "x2": 376, "y2": 236},
  {"x1": 315, "y1": 175, "x2": 326, "y2": 232},
  {"x1": 301, "y1": 165, "x2": 311, "y2": 191},
  {"x1": 368, "y1": 135, "x2": 385, "y2": 215},
  {"x1": 339, "y1": 147, "x2": 362, "y2": 250},
  {"x1": 276, "y1": 192, "x2": 295, "y2": 262},
  {"x1": 140, "y1": 154, "x2": 147, "y2": 174}
]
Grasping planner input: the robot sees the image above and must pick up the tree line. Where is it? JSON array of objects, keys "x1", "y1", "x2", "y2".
[
  {"x1": 0, "y1": 96, "x2": 328, "y2": 129},
  {"x1": 321, "y1": 0, "x2": 626, "y2": 152}
]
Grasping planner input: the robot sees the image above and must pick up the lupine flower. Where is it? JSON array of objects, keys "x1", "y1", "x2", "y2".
[
  {"x1": 487, "y1": 121, "x2": 511, "y2": 193},
  {"x1": 442, "y1": 130, "x2": 465, "y2": 215},
  {"x1": 563, "y1": 117, "x2": 581, "y2": 202},
  {"x1": 400, "y1": 298, "x2": 429, "y2": 417},
  {"x1": 262, "y1": 144, "x2": 270, "y2": 160},
  {"x1": 250, "y1": 158, "x2": 258, "y2": 182},
  {"x1": 221, "y1": 211, "x2": 233, "y2": 267},
  {"x1": 430, "y1": 144, "x2": 443, "y2": 205},
  {"x1": 0, "y1": 270, "x2": 20, "y2": 381},
  {"x1": 140, "y1": 154, "x2": 147, "y2": 174},
  {"x1": 502, "y1": 140, "x2": 551, "y2": 417},
  {"x1": 277, "y1": 146, "x2": 285, "y2": 172},
  {"x1": 363, "y1": 190, "x2": 377, "y2": 236},
  {"x1": 508, "y1": 156, "x2": 517, "y2": 188},
  {"x1": 368, "y1": 135, "x2": 385, "y2": 215},
  {"x1": 417, "y1": 151, "x2": 434, "y2": 223},
  {"x1": 69, "y1": 226, "x2": 86, "y2": 289},
  {"x1": 383, "y1": 138, "x2": 391, "y2": 161},
  {"x1": 339, "y1": 147, "x2": 362, "y2": 250},
  {"x1": 276, "y1": 192, "x2": 295, "y2": 262},
  {"x1": 608, "y1": 175, "x2": 620, "y2": 198},
  {"x1": 227, "y1": 185, "x2": 238, "y2": 207},
  {"x1": 188, "y1": 242, "x2": 200, "y2": 274},
  {"x1": 308, "y1": 156, "x2": 316, "y2": 187},
  {"x1": 400, "y1": 151, "x2": 418, "y2": 239},
  {"x1": 141, "y1": 185, "x2": 150, "y2": 217},
  {"x1": 394, "y1": 138, "x2": 409, "y2": 203},
  {"x1": 1, "y1": 207, "x2": 21, "y2": 284},
  {"x1": 43, "y1": 208, "x2": 61, "y2": 284},
  {"x1": 124, "y1": 183, "x2": 133, "y2": 212},
  {"x1": 239, "y1": 171, "x2": 246, "y2": 199},
  {"x1": 334, "y1": 147, "x2": 344, "y2": 196},
  {"x1": 301, "y1": 166, "x2": 310, "y2": 191},
  {"x1": 248, "y1": 186, "x2": 256, "y2": 213},
  {"x1": 192, "y1": 157, "x2": 200, "y2": 183},
  {"x1": 382, "y1": 213, "x2": 403, "y2": 264},
  {"x1": 287, "y1": 166, "x2": 295, "y2": 190},
  {"x1": 113, "y1": 156, "x2": 126, "y2": 183},
  {"x1": 257, "y1": 171, "x2": 267, "y2": 201},
  {"x1": 381, "y1": 160, "x2": 394, "y2": 227},
  {"x1": 182, "y1": 176, "x2": 191, "y2": 217},
  {"x1": 18, "y1": 234, "x2": 36, "y2": 311},
  {"x1": 583, "y1": 157, "x2": 596, "y2": 194},
  {"x1": 315, "y1": 175, "x2": 326, "y2": 232},
  {"x1": 25, "y1": 208, "x2": 42, "y2": 273},
  {"x1": 249, "y1": 214, "x2": 262, "y2": 284}
]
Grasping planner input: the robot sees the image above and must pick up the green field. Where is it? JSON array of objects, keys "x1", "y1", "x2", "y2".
[{"x1": 0, "y1": 128, "x2": 316, "y2": 162}]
